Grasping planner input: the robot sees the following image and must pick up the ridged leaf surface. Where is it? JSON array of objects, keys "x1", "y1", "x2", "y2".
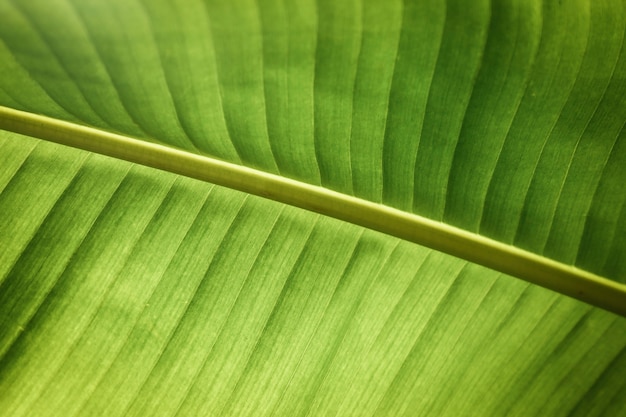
[{"x1": 1, "y1": 0, "x2": 625, "y2": 416}]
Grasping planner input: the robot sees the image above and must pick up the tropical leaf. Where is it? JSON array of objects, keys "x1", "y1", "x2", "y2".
[{"x1": 0, "y1": 0, "x2": 625, "y2": 416}]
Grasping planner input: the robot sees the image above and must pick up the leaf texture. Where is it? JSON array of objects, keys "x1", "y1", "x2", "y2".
[
  {"x1": 1, "y1": 0, "x2": 624, "y2": 279},
  {"x1": 1, "y1": 133, "x2": 625, "y2": 416},
  {"x1": 1, "y1": 0, "x2": 625, "y2": 415}
]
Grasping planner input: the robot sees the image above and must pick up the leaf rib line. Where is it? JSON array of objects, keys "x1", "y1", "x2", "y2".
[
  {"x1": 216, "y1": 215, "x2": 322, "y2": 417},
  {"x1": 301, "y1": 238, "x2": 401, "y2": 417},
  {"x1": 0, "y1": 149, "x2": 91, "y2": 360},
  {"x1": 135, "y1": 0, "x2": 202, "y2": 153},
  {"x1": 171, "y1": 204, "x2": 286, "y2": 417},
  {"x1": 25, "y1": 174, "x2": 176, "y2": 416},
  {"x1": 270, "y1": 228, "x2": 365, "y2": 417},
  {"x1": 1, "y1": 105, "x2": 624, "y2": 316},
  {"x1": 8, "y1": 0, "x2": 109, "y2": 128},
  {"x1": 63, "y1": 0, "x2": 153, "y2": 139}
]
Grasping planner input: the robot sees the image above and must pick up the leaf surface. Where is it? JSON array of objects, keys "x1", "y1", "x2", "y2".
[{"x1": 1, "y1": 0, "x2": 625, "y2": 416}]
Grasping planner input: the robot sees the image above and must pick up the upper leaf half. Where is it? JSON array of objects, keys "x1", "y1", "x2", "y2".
[{"x1": 1, "y1": 0, "x2": 625, "y2": 282}]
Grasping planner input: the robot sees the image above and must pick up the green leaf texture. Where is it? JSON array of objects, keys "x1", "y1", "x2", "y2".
[{"x1": 1, "y1": 0, "x2": 625, "y2": 416}]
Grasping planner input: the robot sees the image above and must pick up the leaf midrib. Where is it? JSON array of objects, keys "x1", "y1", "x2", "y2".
[{"x1": 1, "y1": 105, "x2": 624, "y2": 316}]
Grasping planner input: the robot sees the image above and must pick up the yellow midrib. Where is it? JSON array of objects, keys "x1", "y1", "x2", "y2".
[{"x1": 1, "y1": 105, "x2": 624, "y2": 316}]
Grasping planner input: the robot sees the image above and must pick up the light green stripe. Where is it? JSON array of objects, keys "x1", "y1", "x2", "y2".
[{"x1": 1, "y1": 105, "x2": 624, "y2": 316}]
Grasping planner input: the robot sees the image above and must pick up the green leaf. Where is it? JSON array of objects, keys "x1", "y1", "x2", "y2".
[{"x1": 1, "y1": 0, "x2": 625, "y2": 416}]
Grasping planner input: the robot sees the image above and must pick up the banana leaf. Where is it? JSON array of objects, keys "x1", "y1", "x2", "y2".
[{"x1": 0, "y1": 0, "x2": 625, "y2": 416}]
